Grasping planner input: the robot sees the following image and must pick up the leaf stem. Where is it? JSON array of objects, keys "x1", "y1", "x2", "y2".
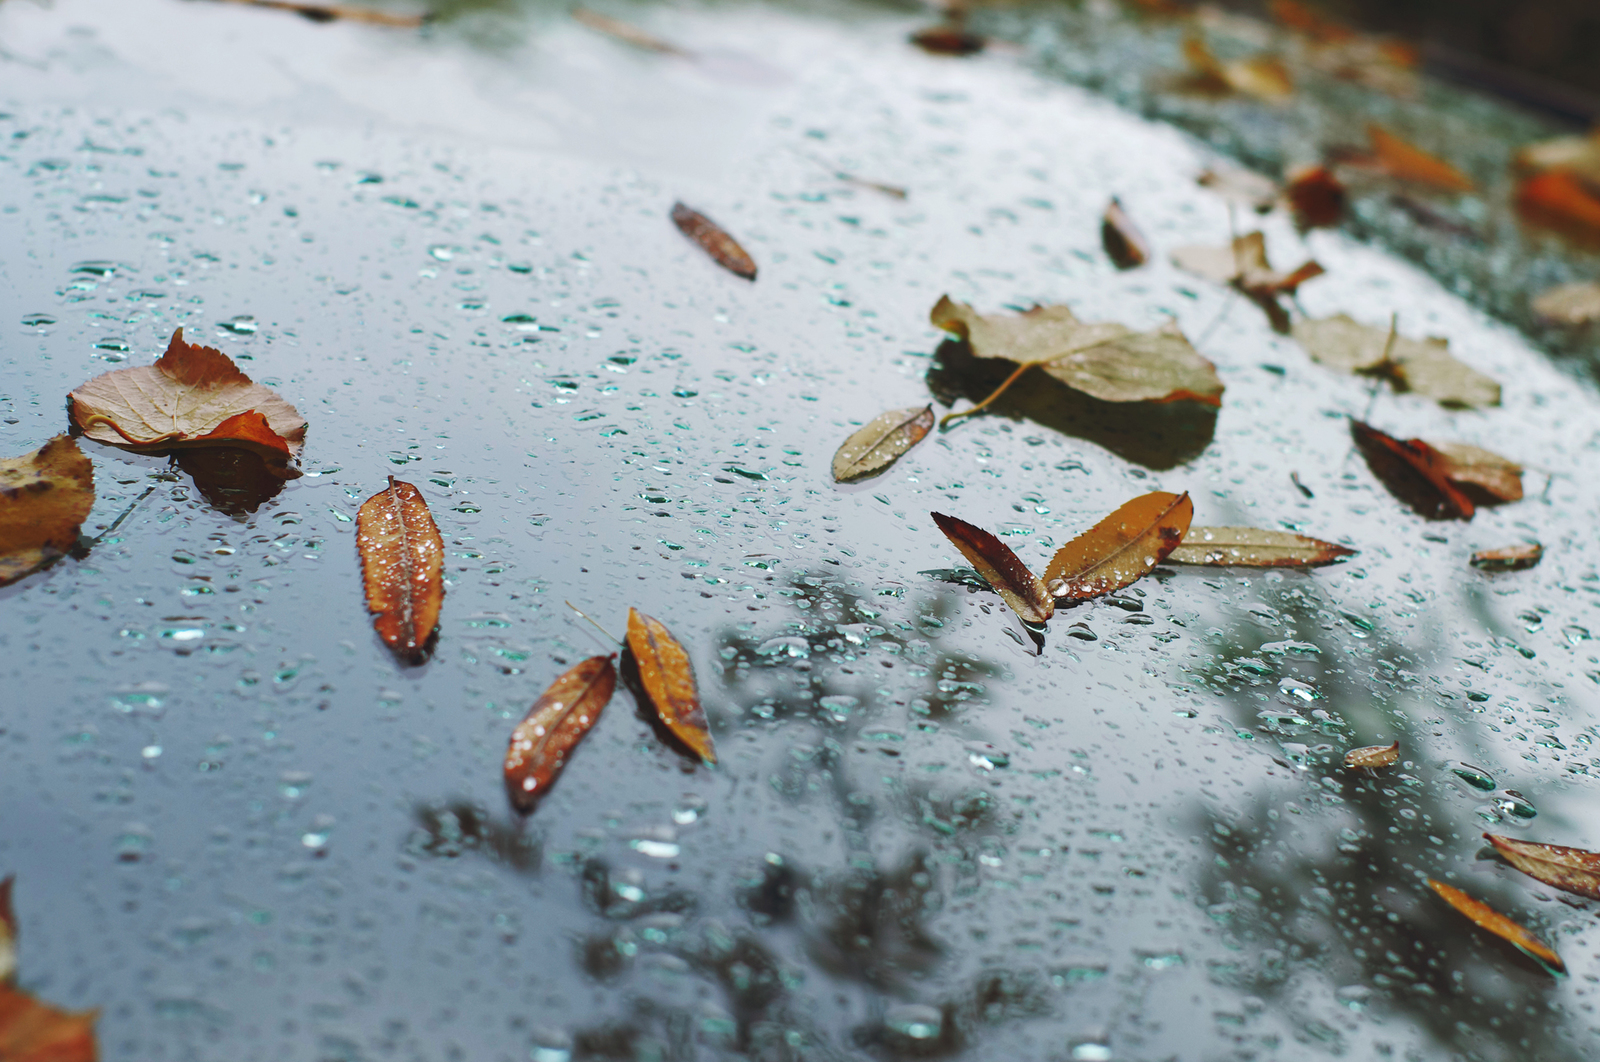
[
  {"x1": 939, "y1": 359, "x2": 1040, "y2": 430},
  {"x1": 565, "y1": 600, "x2": 621, "y2": 646}
]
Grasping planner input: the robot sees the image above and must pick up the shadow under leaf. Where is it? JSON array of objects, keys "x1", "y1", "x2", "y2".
[{"x1": 174, "y1": 447, "x2": 292, "y2": 517}]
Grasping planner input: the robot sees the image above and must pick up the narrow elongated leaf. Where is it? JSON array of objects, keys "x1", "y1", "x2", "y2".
[
  {"x1": 356, "y1": 477, "x2": 445, "y2": 662},
  {"x1": 0, "y1": 875, "x2": 14, "y2": 985},
  {"x1": 0, "y1": 436, "x2": 95, "y2": 586},
  {"x1": 671, "y1": 202, "x2": 757, "y2": 280},
  {"x1": 1485, "y1": 834, "x2": 1600, "y2": 901},
  {"x1": 1366, "y1": 124, "x2": 1475, "y2": 192},
  {"x1": 930, "y1": 513, "x2": 1054, "y2": 625},
  {"x1": 1043, "y1": 492, "x2": 1193, "y2": 601},
  {"x1": 68, "y1": 328, "x2": 307, "y2": 465},
  {"x1": 627, "y1": 608, "x2": 715, "y2": 763},
  {"x1": 1426, "y1": 879, "x2": 1563, "y2": 974},
  {"x1": 1101, "y1": 197, "x2": 1150, "y2": 269},
  {"x1": 1516, "y1": 171, "x2": 1600, "y2": 240},
  {"x1": 505, "y1": 655, "x2": 617, "y2": 812},
  {"x1": 0, "y1": 985, "x2": 98, "y2": 1062},
  {"x1": 573, "y1": 6, "x2": 687, "y2": 54},
  {"x1": 210, "y1": 0, "x2": 426, "y2": 25},
  {"x1": 1472, "y1": 543, "x2": 1543, "y2": 572},
  {"x1": 1170, "y1": 526, "x2": 1355, "y2": 567},
  {"x1": 1343, "y1": 741, "x2": 1399, "y2": 768},
  {"x1": 1532, "y1": 281, "x2": 1600, "y2": 324},
  {"x1": 1181, "y1": 36, "x2": 1293, "y2": 103},
  {"x1": 1351, "y1": 421, "x2": 1475, "y2": 520},
  {"x1": 832, "y1": 405, "x2": 935, "y2": 481}
]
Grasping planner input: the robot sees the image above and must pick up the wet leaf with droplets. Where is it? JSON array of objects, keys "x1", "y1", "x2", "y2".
[
  {"x1": 1042, "y1": 492, "x2": 1193, "y2": 601},
  {"x1": 1342, "y1": 741, "x2": 1398, "y2": 768},
  {"x1": 1169, "y1": 526, "x2": 1355, "y2": 567},
  {"x1": 505, "y1": 655, "x2": 617, "y2": 813},
  {"x1": 0, "y1": 436, "x2": 95, "y2": 587},
  {"x1": 356, "y1": 477, "x2": 445, "y2": 663},
  {"x1": 930, "y1": 512, "x2": 1054, "y2": 626},
  {"x1": 671, "y1": 202, "x2": 757, "y2": 280},
  {"x1": 1426, "y1": 879, "x2": 1563, "y2": 974},
  {"x1": 1471, "y1": 543, "x2": 1543, "y2": 572},
  {"x1": 832, "y1": 405, "x2": 935, "y2": 482},
  {"x1": 627, "y1": 608, "x2": 715, "y2": 764},
  {"x1": 1485, "y1": 834, "x2": 1600, "y2": 901}
]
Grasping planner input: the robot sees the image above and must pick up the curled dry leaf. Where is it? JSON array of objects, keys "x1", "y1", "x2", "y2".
[
  {"x1": 1472, "y1": 543, "x2": 1543, "y2": 572},
  {"x1": 832, "y1": 405, "x2": 935, "y2": 482},
  {"x1": 1101, "y1": 197, "x2": 1151, "y2": 269},
  {"x1": 1198, "y1": 165, "x2": 1279, "y2": 213},
  {"x1": 68, "y1": 328, "x2": 307, "y2": 467},
  {"x1": 1343, "y1": 741, "x2": 1399, "y2": 769},
  {"x1": 1517, "y1": 171, "x2": 1600, "y2": 241},
  {"x1": 1170, "y1": 526, "x2": 1355, "y2": 567},
  {"x1": 1285, "y1": 164, "x2": 1345, "y2": 228},
  {"x1": 1350, "y1": 420, "x2": 1475, "y2": 521},
  {"x1": 1171, "y1": 231, "x2": 1325, "y2": 299},
  {"x1": 1180, "y1": 36, "x2": 1294, "y2": 103},
  {"x1": 1485, "y1": 833, "x2": 1600, "y2": 901},
  {"x1": 1043, "y1": 491, "x2": 1193, "y2": 601},
  {"x1": 929, "y1": 296, "x2": 1223, "y2": 427},
  {"x1": 209, "y1": 0, "x2": 426, "y2": 26},
  {"x1": 930, "y1": 513, "x2": 1054, "y2": 625},
  {"x1": 572, "y1": 6, "x2": 687, "y2": 55},
  {"x1": 910, "y1": 22, "x2": 986, "y2": 56},
  {"x1": 1362, "y1": 124, "x2": 1475, "y2": 192},
  {"x1": 671, "y1": 202, "x2": 757, "y2": 280},
  {"x1": 0, "y1": 436, "x2": 94, "y2": 587},
  {"x1": 505, "y1": 655, "x2": 617, "y2": 813},
  {"x1": 1292, "y1": 314, "x2": 1500, "y2": 408},
  {"x1": 1426, "y1": 878, "x2": 1563, "y2": 974},
  {"x1": 1532, "y1": 281, "x2": 1600, "y2": 325},
  {"x1": 356, "y1": 477, "x2": 445, "y2": 662},
  {"x1": 627, "y1": 608, "x2": 715, "y2": 764}
]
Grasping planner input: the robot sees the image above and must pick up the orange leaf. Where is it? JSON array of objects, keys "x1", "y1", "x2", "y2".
[
  {"x1": 931, "y1": 513, "x2": 1054, "y2": 625},
  {"x1": 1285, "y1": 164, "x2": 1345, "y2": 228},
  {"x1": 1471, "y1": 543, "x2": 1543, "y2": 572},
  {"x1": 627, "y1": 608, "x2": 715, "y2": 764},
  {"x1": 1350, "y1": 421, "x2": 1474, "y2": 521},
  {"x1": 1516, "y1": 171, "x2": 1600, "y2": 241},
  {"x1": 0, "y1": 985, "x2": 97, "y2": 1062},
  {"x1": 671, "y1": 202, "x2": 757, "y2": 280},
  {"x1": 1343, "y1": 741, "x2": 1398, "y2": 768},
  {"x1": 1366, "y1": 124, "x2": 1474, "y2": 192},
  {"x1": 356, "y1": 477, "x2": 445, "y2": 662},
  {"x1": 67, "y1": 328, "x2": 306, "y2": 466},
  {"x1": 1043, "y1": 492, "x2": 1192, "y2": 601},
  {"x1": 0, "y1": 436, "x2": 95, "y2": 587},
  {"x1": 505, "y1": 655, "x2": 617, "y2": 812},
  {"x1": 1485, "y1": 834, "x2": 1600, "y2": 901},
  {"x1": 1427, "y1": 879, "x2": 1563, "y2": 974},
  {"x1": 1101, "y1": 197, "x2": 1150, "y2": 269}
]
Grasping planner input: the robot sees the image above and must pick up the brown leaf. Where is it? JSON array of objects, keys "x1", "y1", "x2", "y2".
[
  {"x1": 505, "y1": 655, "x2": 617, "y2": 812},
  {"x1": 910, "y1": 23, "x2": 986, "y2": 56},
  {"x1": 671, "y1": 202, "x2": 757, "y2": 280},
  {"x1": 1350, "y1": 420, "x2": 1475, "y2": 520},
  {"x1": 1, "y1": 875, "x2": 13, "y2": 985},
  {"x1": 1285, "y1": 164, "x2": 1345, "y2": 228},
  {"x1": 1432, "y1": 442, "x2": 1522, "y2": 503},
  {"x1": 1181, "y1": 36, "x2": 1293, "y2": 103},
  {"x1": 1485, "y1": 833, "x2": 1600, "y2": 901},
  {"x1": 1517, "y1": 171, "x2": 1600, "y2": 242},
  {"x1": 356, "y1": 477, "x2": 445, "y2": 662},
  {"x1": 1170, "y1": 231, "x2": 1325, "y2": 298},
  {"x1": 0, "y1": 436, "x2": 95, "y2": 587},
  {"x1": 1102, "y1": 197, "x2": 1150, "y2": 269},
  {"x1": 1343, "y1": 741, "x2": 1399, "y2": 768},
  {"x1": 1197, "y1": 165, "x2": 1279, "y2": 213},
  {"x1": 209, "y1": 0, "x2": 425, "y2": 25},
  {"x1": 572, "y1": 6, "x2": 687, "y2": 54},
  {"x1": 627, "y1": 608, "x2": 715, "y2": 764},
  {"x1": 1363, "y1": 124, "x2": 1475, "y2": 192},
  {"x1": 1512, "y1": 130, "x2": 1600, "y2": 185},
  {"x1": 929, "y1": 296, "x2": 1224, "y2": 412},
  {"x1": 930, "y1": 513, "x2": 1054, "y2": 625},
  {"x1": 1426, "y1": 878, "x2": 1563, "y2": 973},
  {"x1": 1170, "y1": 526, "x2": 1355, "y2": 567},
  {"x1": 1471, "y1": 543, "x2": 1543, "y2": 572},
  {"x1": 832, "y1": 405, "x2": 935, "y2": 482},
  {"x1": 1532, "y1": 281, "x2": 1600, "y2": 325},
  {"x1": 0, "y1": 986, "x2": 98, "y2": 1062},
  {"x1": 68, "y1": 328, "x2": 306, "y2": 467},
  {"x1": 1292, "y1": 315, "x2": 1500, "y2": 408},
  {"x1": 1043, "y1": 491, "x2": 1193, "y2": 601}
]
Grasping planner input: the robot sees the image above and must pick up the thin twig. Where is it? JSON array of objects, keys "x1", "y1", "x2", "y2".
[
  {"x1": 939, "y1": 359, "x2": 1038, "y2": 430},
  {"x1": 565, "y1": 600, "x2": 620, "y2": 645}
]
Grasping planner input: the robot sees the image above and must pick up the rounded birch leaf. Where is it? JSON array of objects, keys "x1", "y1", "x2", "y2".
[{"x1": 832, "y1": 405, "x2": 935, "y2": 482}]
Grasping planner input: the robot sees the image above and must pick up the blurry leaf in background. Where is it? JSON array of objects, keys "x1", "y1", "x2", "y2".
[
  {"x1": 1343, "y1": 741, "x2": 1399, "y2": 768},
  {"x1": 505, "y1": 655, "x2": 617, "y2": 813},
  {"x1": 207, "y1": 0, "x2": 425, "y2": 28},
  {"x1": 1471, "y1": 543, "x2": 1543, "y2": 572},
  {"x1": 832, "y1": 405, "x2": 935, "y2": 482},
  {"x1": 0, "y1": 876, "x2": 99, "y2": 1061},
  {"x1": 0, "y1": 876, "x2": 13, "y2": 984},
  {"x1": 1179, "y1": 35, "x2": 1294, "y2": 104},
  {"x1": 1513, "y1": 130, "x2": 1600, "y2": 185},
  {"x1": 930, "y1": 512, "x2": 1054, "y2": 625},
  {"x1": 1284, "y1": 164, "x2": 1346, "y2": 228},
  {"x1": 0, "y1": 436, "x2": 95, "y2": 587},
  {"x1": 356, "y1": 477, "x2": 445, "y2": 663},
  {"x1": 1485, "y1": 834, "x2": 1600, "y2": 901},
  {"x1": 1169, "y1": 526, "x2": 1355, "y2": 567},
  {"x1": 1043, "y1": 491, "x2": 1192, "y2": 601},
  {"x1": 670, "y1": 202, "x2": 757, "y2": 280},
  {"x1": 1292, "y1": 314, "x2": 1500, "y2": 408},
  {"x1": 1426, "y1": 879, "x2": 1564, "y2": 975},
  {"x1": 1170, "y1": 231, "x2": 1325, "y2": 298},
  {"x1": 1516, "y1": 171, "x2": 1600, "y2": 244},
  {"x1": 1101, "y1": 197, "x2": 1151, "y2": 269},
  {"x1": 1350, "y1": 420, "x2": 1477, "y2": 520},
  {"x1": 910, "y1": 22, "x2": 986, "y2": 56},
  {"x1": 572, "y1": 6, "x2": 688, "y2": 55},
  {"x1": 1532, "y1": 281, "x2": 1600, "y2": 324},
  {"x1": 1359, "y1": 123, "x2": 1475, "y2": 192},
  {"x1": 1197, "y1": 165, "x2": 1279, "y2": 212},
  {"x1": 1430, "y1": 442, "x2": 1523, "y2": 503},
  {"x1": 626, "y1": 609, "x2": 715, "y2": 764}
]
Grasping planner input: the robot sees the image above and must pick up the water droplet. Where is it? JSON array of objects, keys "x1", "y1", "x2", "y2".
[
  {"x1": 1452, "y1": 763, "x2": 1496, "y2": 791},
  {"x1": 884, "y1": 1004, "x2": 943, "y2": 1041}
]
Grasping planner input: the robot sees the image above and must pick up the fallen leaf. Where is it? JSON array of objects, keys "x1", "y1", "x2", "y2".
[
  {"x1": 1284, "y1": 164, "x2": 1345, "y2": 228},
  {"x1": 1432, "y1": 442, "x2": 1522, "y2": 503},
  {"x1": 1268, "y1": 0, "x2": 1351, "y2": 41},
  {"x1": 832, "y1": 405, "x2": 935, "y2": 482},
  {"x1": 572, "y1": 6, "x2": 687, "y2": 54},
  {"x1": 837, "y1": 172, "x2": 908, "y2": 199},
  {"x1": 671, "y1": 202, "x2": 757, "y2": 280},
  {"x1": 1471, "y1": 543, "x2": 1543, "y2": 572},
  {"x1": 910, "y1": 22, "x2": 986, "y2": 56},
  {"x1": 505, "y1": 655, "x2": 617, "y2": 812},
  {"x1": 627, "y1": 608, "x2": 715, "y2": 764},
  {"x1": 0, "y1": 986, "x2": 98, "y2": 1062},
  {"x1": 1426, "y1": 878, "x2": 1563, "y2": 974},
  {"x1": 1513, "y1": 130, "x2": 1600, "y2": 185},
  {"x1": 1532, "y1": 281, "x2": 1600, "y2": 324},
  {"x1": 1363, "y1": 124, "x2": 1475, "y2": 192},
  {"x1": 1102, "y1": 197, "x2": 1151, "y2": 269},
  {"x1": 209, "y1": 0, "x2": 424, "y2": 26},
  {"x1": 1343, "y1": 741, "x2": 1399, "y2": 768},
  {"x1": 930, "y1": 513, "x2": 1054, "y2": 625},
  {"x1": 356, "y1": 477, "x2": 445, "y2": 662},
  {"x1": 1485, "y1": 833, "x2": 1600, "y2": 901},
  {"x1": 68, "y1": 328, "x2": 306, "y2": 467},
  {"x1": 1197, "y1": 165, "x2": 1279, "y2": 212},
  {"x1": 1169, "y1": 526, "x2": 1355, "y2": 567},
  {"x1": 1292, "y1": 315, "x2": 1500, "y2": 408},
  {"x1": 0, "y1": 436, "x2": 95, "y2": 587},
  {"x1": 1350, "y1": 420, "x2": 1474, "y2": 520},
  {"x1": 1043, "y1": 491, "x2": 1193, "y2": 601},
  {"x1": 1181, "y1": 35, "x2": 1294, "y2": 103},
  {"x1": 929, "y1": 296, "x2": 1224, "y2": 427},
  {"x1": 1171, "y1": 231, "x2": 1325, "y2": 298},
  {"x1": 1517, "y1": 171, "x2": 1600, "y2": 241},
  {"x1": 0, "y1": 875, "x2": 13, "y2": 984}
]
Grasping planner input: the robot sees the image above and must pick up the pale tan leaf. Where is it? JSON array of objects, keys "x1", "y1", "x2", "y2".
[
  {"x1": 1532, "y1": 281, "x2": 1600, "y2": 325},
  {"x1": 1343, "y1": 741, "x2": 1398, "y2": 768},
  {"x1": 931, "y1": 512, "x2": 1054, "y2": 625},
  {"x1": 0, "y1": 436, "x2": 95, "y2": 587},
  {"x1": 1197, "y1": 165, "x2": 1279, "y2": 212},
  {"x1": 1486, "y1": 833, "x2": 1600, "y2": 901},
  {"x1": 1169, "y1": 526, "x2": 1355, "y2": 567},
  {"x1": 1171, "y1": 231, "x2": 1323, "y2": 297},
  {"x1": 1432, "y1": 443, "x2": 1522, "y2": 502},
  {"x1": 1293, "y1": 315, "x2": 1500, "y2": 408},
  {"x1": 1471, "y1": 543, "x2": 1543, "y2": 572},
  {"x1": 832, "y1": 405, "x2": 935, "y2": 482}
]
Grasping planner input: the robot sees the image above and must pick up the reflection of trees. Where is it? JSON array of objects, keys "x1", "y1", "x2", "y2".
[{"x1": 1184, "y1": 570, "x2": 1580, "y2": 1062}]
